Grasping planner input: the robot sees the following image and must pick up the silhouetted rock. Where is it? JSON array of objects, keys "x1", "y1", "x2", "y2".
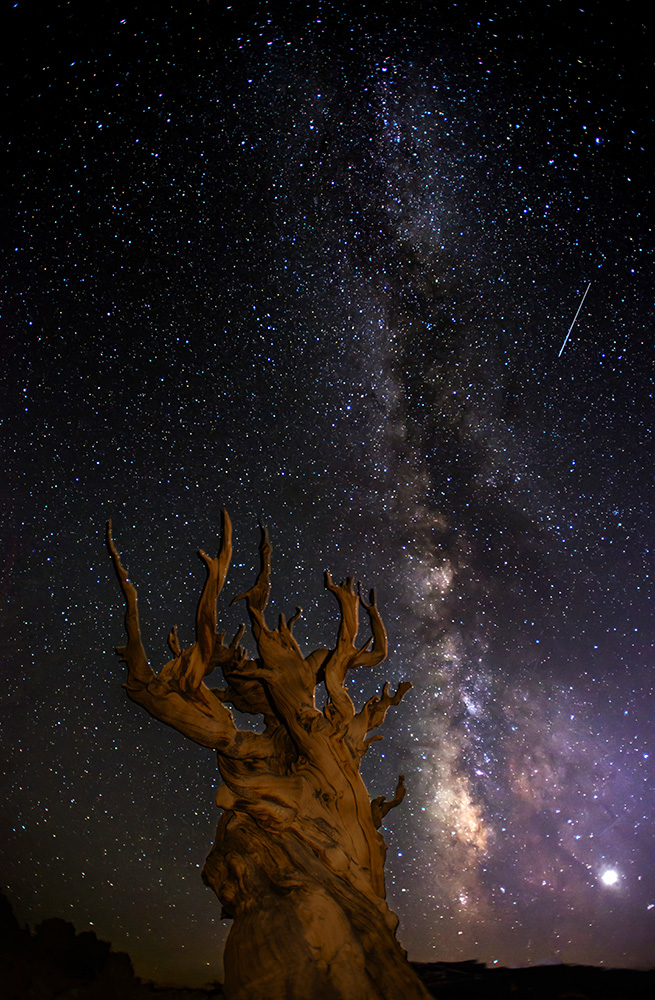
[
  {"x1": 0, "y1": 893, "x2": 29, "y2": 956},
  {"x1": 33, "y1": 916, "x2": 76, "y2": 966},
  {"x1": 69, "y1": 929, "x2": 112, "y2": 979},
  {"x1": 102, "y1": 949, "x2": 136, "y2": 985},
  {"x1": 0, "y1": 892, "x2": 144, "y2": 1000}
]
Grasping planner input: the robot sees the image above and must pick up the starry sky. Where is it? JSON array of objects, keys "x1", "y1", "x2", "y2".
[{"x1": 2, "y1": 0, "x2": 654, "y2": 988}]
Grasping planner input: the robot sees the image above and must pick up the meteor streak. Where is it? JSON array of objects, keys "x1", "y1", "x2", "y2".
[{"x1": 558, "y1": 281, "x2": 591, "y2": 357}]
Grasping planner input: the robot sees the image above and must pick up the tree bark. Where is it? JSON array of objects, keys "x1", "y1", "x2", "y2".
[{"x1": 107, "y1": 514, "x2": 431, "y2": 1000}]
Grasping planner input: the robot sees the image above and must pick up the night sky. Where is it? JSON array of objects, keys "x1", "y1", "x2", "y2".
[{"x1": 3, "y1": 0, "x2": 654, "y2": 988}]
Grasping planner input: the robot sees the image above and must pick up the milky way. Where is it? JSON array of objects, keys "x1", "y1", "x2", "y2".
[{"x1": 3, "y1": 1, "x2": 654, "y2": 987}]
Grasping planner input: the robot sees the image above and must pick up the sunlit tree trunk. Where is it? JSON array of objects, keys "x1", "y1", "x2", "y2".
[{"x1": 107, "y1": 513, "x2": 430, "y2": 1000}]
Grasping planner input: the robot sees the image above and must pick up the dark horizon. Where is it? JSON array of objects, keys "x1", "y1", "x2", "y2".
[{"x1": 3, "y1": 889, "x2": 655, "y2": 997}]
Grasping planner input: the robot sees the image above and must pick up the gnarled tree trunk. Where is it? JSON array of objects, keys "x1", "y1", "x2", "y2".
[{"x1": 107, "y1": 513, "x2": 431, "y2": 1000}]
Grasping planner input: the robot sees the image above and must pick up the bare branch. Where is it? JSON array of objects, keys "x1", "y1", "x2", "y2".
[
  {"x1": 350, "y1": 680, "x2": 413, "y2": 749},
  {"x1": 182, "y1": 509, "x2": 233, "y2": 691},
  {"x1": 232, "y1": 525, "x2": 323, "y2": 749},
  {"x1": 304, "y1": 646, "x2": 330, "y2": 682},
  {"x1": 322, "y1": 574, "x2": 390, "y2": 729},
  {"x1": 168, "y1": 626, "x2": 182, "y2": 658},
  {"x1": 232, "y1": 522, "x2": 271, "y2": 613},
  {"x1": 322, "y1": 572, "x2": 360, "y2": 725},
  {"x1": 324, "y1": 571, "x2": 360, "y2": 666},
  {"x1": 211, "y1": 676, "x2": 276, "y2": 721},
  {"x1": 210, "y1": 623, "x2": 278, "y2": 724},
  {"x1": 106, "y1": 520, "x2": 155, "y2": 690},
  {"x1": 287, "y1": 606, "x2": 302, "y2": 631},
  {"x1": 371, "y1": 775, "x2": 406, "y2": 829},
  {"x1": 352, "y1": 586, "x2": 388, "y2": 669},
  {"x1": 107, "y1": 517, "x2": 273, "y2": 759}
]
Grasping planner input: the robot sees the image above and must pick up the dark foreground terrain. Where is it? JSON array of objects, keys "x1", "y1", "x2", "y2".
[
  {"x1": 2, "y1": 894, "x2": 653, "y2": 999},
  {"x1": 410, "y1": 959, "x2": 655, "y2": 999}
]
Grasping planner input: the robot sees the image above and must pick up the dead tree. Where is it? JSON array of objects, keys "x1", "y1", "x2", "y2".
[{"x1": 107, "y1": 512, "x2": 430, "y2": 1000}]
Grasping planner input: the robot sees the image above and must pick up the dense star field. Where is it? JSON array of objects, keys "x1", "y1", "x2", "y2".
[{"x1": 3, "y1": 0, "x2": 653, "y2": 988}]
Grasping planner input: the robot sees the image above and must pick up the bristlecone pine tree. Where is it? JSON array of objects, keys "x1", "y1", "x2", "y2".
[{"x1": 107, "y1": 512, "x2": 431, "y2": 1000}]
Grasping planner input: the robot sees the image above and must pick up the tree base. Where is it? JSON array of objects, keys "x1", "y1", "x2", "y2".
[{"x1": 203, "y1": 813, "x2": 431, "y2": 1000}]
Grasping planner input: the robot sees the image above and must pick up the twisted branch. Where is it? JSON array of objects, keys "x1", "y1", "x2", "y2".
[
  {"x1": 371, "y1": 775, "x2": 406, "y2": 829},
  {"x1": 322, "y1": 574, "x2": 390, "y2": 729},
  {"x1": 350, "y1": 681, "x2": 413, "y2": 752},
  {"x1": 106, "y1": 515, "x2": 272, "y2": 758}
]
